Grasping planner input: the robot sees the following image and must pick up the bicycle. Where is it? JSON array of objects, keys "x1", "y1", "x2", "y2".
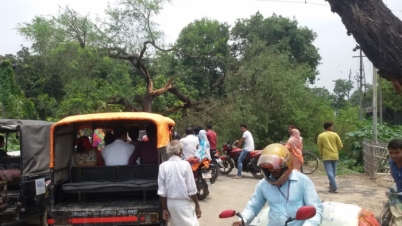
[
  {"x1": 300, "y1": 150, "x2": 319, "y2": 174},
  {"x1": 279, "y1": 141, "x2": 319, "y2": 175}
]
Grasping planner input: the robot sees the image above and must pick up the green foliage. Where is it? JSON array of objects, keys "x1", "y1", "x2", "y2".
[
  {"x1": 0, "y1": 60, "x2": 37, "y2": 119},
  {"x1": 344, "y1": 119, "x2": 402, "y2": 171},
  {"x1": 231, "y1": 12, "x2": 321, "y2": 83},
  {"x1": 380, "y1": 78, "x2": 402, "y2": 112},
  {"x1": 332, "y1": 79, "x2": 353, "y2": 110},
  {"x1": 177, "y1": 40, "x2": 331, "y2": 150},
  {"x1": 175, "y1": 18, "x2": 231, "y2": 98}
]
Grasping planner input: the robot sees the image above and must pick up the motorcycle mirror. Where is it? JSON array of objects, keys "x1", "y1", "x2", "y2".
[
  {"x1": 295, "y1": 206, "x2": 316, "y2": 221},
  {"x1": 219, "y1": 210, "x2": 236, "y2": 218}
]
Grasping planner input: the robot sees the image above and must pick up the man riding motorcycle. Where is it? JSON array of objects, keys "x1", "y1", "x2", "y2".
[{"x1": 232, "y1": 143, "x2": 323, "y2": 226}]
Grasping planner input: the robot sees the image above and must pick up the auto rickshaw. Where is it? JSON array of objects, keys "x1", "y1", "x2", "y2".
[
  {"x1": 0, "y1": 119, "x2": 54, "y2": 225},
  {"x1": 46, "y1": 112, "x2": 174, "y2": 226}
]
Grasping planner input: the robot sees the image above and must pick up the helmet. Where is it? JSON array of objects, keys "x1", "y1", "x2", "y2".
[{"x1": 258, "y1": 143, "x2": 293, "y2": 185}]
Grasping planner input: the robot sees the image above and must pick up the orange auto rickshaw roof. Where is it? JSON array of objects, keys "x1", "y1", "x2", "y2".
[{"x1": 49, "y1": 112, "x2": 175, "y2": 168}]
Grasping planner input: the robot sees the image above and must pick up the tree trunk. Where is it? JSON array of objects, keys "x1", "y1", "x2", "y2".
[
  {"x1": 326, "y1": 0, "x2": 402, "y2": 94},
  {"x1": 141, "y1": 95, "x2": 153, "y2": 112}
]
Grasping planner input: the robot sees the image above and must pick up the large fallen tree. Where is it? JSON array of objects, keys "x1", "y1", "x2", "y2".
[{"x1": 326, "y1": 0, "x2": 402, "y2": 94}]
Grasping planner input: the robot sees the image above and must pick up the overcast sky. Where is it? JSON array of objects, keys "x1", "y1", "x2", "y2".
[{"x1": 1, "y1": 0, "x2": 401, "y2": 92}]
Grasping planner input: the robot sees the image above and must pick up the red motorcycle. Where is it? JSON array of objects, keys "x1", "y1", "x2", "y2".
[
  {"x1": 219, "y1": 142, "x2": 262, "y2": 179},
  {"x1": 187, "y1": 157, "x2": 217, "y2": 200}
]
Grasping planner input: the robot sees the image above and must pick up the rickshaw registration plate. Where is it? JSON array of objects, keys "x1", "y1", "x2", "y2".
[{"x1": 202, "y1": 171, "x2": 212, "y2": 179}]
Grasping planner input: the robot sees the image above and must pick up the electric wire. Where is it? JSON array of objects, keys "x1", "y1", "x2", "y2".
[{"x1": 256, "y1": 0, "x2": 329, "y2": 7}]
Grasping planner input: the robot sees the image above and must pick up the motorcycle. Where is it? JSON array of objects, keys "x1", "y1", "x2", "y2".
[
  {"x1": 219, "y1": 141, "x2": 263, "y2": 179},
  {"x1": 378, "y1": 185, "x2": 402, "y2": 226},
  {"x1": 187, "y1": 157, "x2": 218, "y2": 200},
  {"x1": 210, "y1": 150, "x2": 222, "y2": 181},
  {"x1": 219, "y1": 206, "x2": 316, "y2": 226}
]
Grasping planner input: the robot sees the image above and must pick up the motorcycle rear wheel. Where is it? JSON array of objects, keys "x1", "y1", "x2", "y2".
[
  {"x1": 251, "y1": 169, "x2": 263, "y2": 179},
  {"x1": 211, "y1": 159, "x2": 220, "y2": 182},
  {"x1": 197, "y1": 179, "x2": 209, "y2": 200},
  {"x1": 220, "y1": 159, "x2": 234, "y2": 174}
]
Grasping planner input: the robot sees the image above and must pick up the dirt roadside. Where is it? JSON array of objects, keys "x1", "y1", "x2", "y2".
[{"x1": 197, "y1": 170, "x2": 388, "y2": 225}]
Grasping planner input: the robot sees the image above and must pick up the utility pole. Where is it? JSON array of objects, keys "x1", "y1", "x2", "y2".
[
  {"x1": 379, "y1": 76, "x2": 383, "y2": 124},
  {"x1": 373, "y1": 65, "x2": 377, "y2": 143},
  {"x1": 353, "y1": 45, "x2": 366, "y2": 121},
  {"x1": 348, "y1": 69, "x2": 352, "y2": 101}
]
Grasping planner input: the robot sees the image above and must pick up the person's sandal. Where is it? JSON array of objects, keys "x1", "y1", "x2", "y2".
[
  {"x1": 232, "y1": 176, "x2": 242, "y2": 179},
  {"x1": 329, "y1": 189, "x2": 338, "y2": 193}
]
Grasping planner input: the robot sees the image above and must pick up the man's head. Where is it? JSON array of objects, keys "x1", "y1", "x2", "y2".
[
  {"x1": 206, "y1": 123, "x2": 213, "y2": 131},
  {"x1": 146, "y1": 124, "x2": 157, "y2": 138},
  {"x1": 324, "y1": 122, "x2": 333, "y2": 131},
  {"x1": 166, "y1": 140, "x2": 183, "y2": 157},
  {"x1": 258, "y1": 143, "x2": 293, "y2": 185},
  {"x1": 388, "y1": 139, "x2": 402, "y2": 165},
  {"x1": 192, "y1": 125, "x2": 201, "y2": 136},
  {"x1": 114, "y1": 126, "x2": 128, "y2": 142},
  {"x1": 128, "y1": 126, "x2": 139, "y2": 141},
  {"x1": 240, "y1": 124, "x2": 247, "y2": 133},
  {"x1": 0, "y1": 135, "x2": 4, "y2": 148},
  {"x1": 104, "y1": 131, "x2": 115, "y2": 146},
  {"x1": 185, "y1": 126, "x2": 193, "y2": 135},
  {"x1": 288, "y1": 125, "x2": 295, "y2": 135}
]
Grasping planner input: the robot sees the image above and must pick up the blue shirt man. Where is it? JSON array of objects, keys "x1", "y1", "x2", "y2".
[
  {"x1": 240, "y1": 171, "x2": 323, "y2": 226},
  {"x1": 389, "y1": 159, "x2": 402, "y2": 197},
  {"x1": 387, "y1": 139, "x2": 402, "y2": 200}
]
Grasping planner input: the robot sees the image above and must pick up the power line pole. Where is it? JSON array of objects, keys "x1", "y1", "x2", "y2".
[
  {"x1": 379, "y1": 76, "x2": 383, "y2": 124},
  {"x1": 353, "y1": 45, "x2": 366, "y2": 121},
  {"x1": 348, "y1": 69, "x2": 352, "y2": 101},
  {"x1": 373, "y1": 65, "x2": 377, "y2": 143}
]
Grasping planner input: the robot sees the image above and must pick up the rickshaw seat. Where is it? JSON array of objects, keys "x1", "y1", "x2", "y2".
[{"x1": 64, "y1": 164, "x2": 158, "y2": 193}]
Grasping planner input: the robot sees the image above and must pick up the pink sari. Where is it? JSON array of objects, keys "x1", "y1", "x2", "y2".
[{"x1": 285, "y1": 129, "x2": 304, "y2": 171}]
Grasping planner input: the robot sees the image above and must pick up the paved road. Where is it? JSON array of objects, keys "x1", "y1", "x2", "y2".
[
  {"x1": 199, "y1": 172, "x2": 263, "y2": 225},
  {"x1": 198, "y1": 170, "x2": 386, "y2": 225}
]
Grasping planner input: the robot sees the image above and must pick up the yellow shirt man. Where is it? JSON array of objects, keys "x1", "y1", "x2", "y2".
[{"x1": 317, "y1": 131, "x2": 343, "y2": 160}]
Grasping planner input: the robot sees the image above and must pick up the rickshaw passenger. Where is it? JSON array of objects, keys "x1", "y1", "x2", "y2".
[
  {"x1": 128, "y1": 126, "x2": 140, "y2": 147},
  {"x1": 129, "y1": 124, "x2": 158, "y2": 165},
  {"x1": 73, "y1": 136, "x2": 99, "y2": 167},
  {"x1": 104, "y1": 131, "x2": 115, "y2": 146},
  {"x1": 0, "y1": 135, "x2": 7, "y2": 157},
  {"x1": 102, "y1": 127, "x2": 134, "y2": 166}
]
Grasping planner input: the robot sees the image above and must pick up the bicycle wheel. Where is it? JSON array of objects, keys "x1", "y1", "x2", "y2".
[{"x1": 301, "y1": 151, "x2": 319, "y2": 174}]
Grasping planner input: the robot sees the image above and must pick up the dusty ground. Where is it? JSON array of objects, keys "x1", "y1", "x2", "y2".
[{"x1": 198, "y1": 167, "x2": 388, "y2": 226}]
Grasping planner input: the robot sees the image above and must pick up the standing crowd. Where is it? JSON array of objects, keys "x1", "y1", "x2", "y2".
[
  {"x1": 72, "y1": 120, "x2": 399, "y2": 226},
  {"x1": 157, "y1": 121, "x2": 349, "y2": 226}
]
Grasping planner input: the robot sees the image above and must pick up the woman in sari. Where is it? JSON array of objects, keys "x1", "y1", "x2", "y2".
[
  {"x1": 285, "y1": 129, "x2": 304, "y2": 171},
  {"x1": 191, "y1": 130, "x2": 211, "y2": 171},
  {"x1": 73, "y1": 136, "x2": 104, "y2": 167},
  {"x1": 196, "y1": 130, "x2": 211, "y2": 160}
]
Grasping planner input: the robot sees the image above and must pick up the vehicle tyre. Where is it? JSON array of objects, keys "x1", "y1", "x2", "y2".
[
  {"x1": 251, "y1": 169, "x2": 263, "y2": 179},
  {"x1": 196, "y1": 179, "x2": 209, "y2": 200},
  {"x1": 211, "y1": 160, "x2": 220, "y2": 181},
  {"x1": 301, "y1": 151, "x2": 319, "y2": 174},
  {"x1": 220, "y1": 159, "x2": 234, "y2": 174}
]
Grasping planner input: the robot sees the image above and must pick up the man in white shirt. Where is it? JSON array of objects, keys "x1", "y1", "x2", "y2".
[
  {"x1": 233, "y1": 124, "x2": 255, "y2": 179},
  {"x1": 180, "y1": 126, "x2": 199, "y2": 160},
  {"x1": 102, "y1": 127, "x2": 134, "y2": 166},
  {"x1": 157, "y1": 140, "x2": 201, "y2": 226}
]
